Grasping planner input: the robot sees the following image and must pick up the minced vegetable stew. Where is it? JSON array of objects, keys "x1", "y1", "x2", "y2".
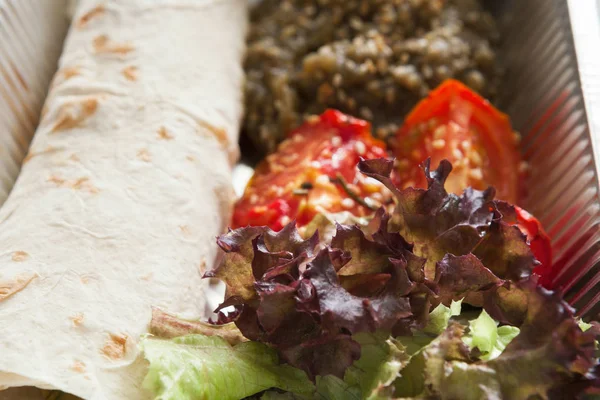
[{"x1": 244, "y1": 0, "x2": 501, "y2": 153}]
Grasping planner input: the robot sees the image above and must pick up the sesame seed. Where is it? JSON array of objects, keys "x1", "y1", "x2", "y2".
[
  {"x1": 280, "y1": 216, "x2": 291, "y2": 226},
  {"x1": 316, "y1": 174, "x2": 330, "y2": 185},
  {"x1": 354, "y1": 141, "x2": 366, "y2": 155},
  {"x1": 519, "y1": 161, "x2": 530, "y2": 173},
  {"x1": 347, "y1": 183, "x2": 360, "y2": 193},
  {"x1": 250, "y1": 194, "x2": 259, "y2": 204},
  {"x1": 461, "y1": 140, "x2": 471, "y2": 150},
  {"x1": 341, "y1": 198, "x2": 355, "y2": 208},
  {"x1": 306, "y1": 115, "x2": 320, "y2": 124},
  {"x1": 253, "y1": 206, "x2": 267, "y2": 213},
  {"x1": 432, "y1": 139, "x2": 446, "y2": 150},
  {"x1": 453, "y1": 148, "x2": 463, "y2": 159},
  {"x1": 433, "y1": 125, "x2": 446, "y2": 139},
  {"x1": 331, "y1": 136, "x2": 342, "y2": 147},
  {"x1": 469, "y1": 168, "x2": 483, "y2": 181},
  {"x1": 371, "y1": 192, "x2": 383, "y2": 201},
  {"x1": 449, "y1": 121, "x2": 461, "y2": 134},
  {"x1": 282, "y1": 153, "x2": 300, "y2": 164},
  {"x1": 468, "y1": 151, "x2": 483, "y2": 167},
  {"x1": 333, "y1": 73, "x2": 343, "y2": 87}
]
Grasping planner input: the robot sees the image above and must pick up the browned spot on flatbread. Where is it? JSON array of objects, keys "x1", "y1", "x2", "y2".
[
  {"x1": 93, "y1": 34, "x2": 135, "y2": 55},
  {"x1": 137, "y1": 148, "x2": 151, "y2": 162},
  {"x1": 62, "y1": 66, "x2": 81, "y2": 81},
  {"x1": 23, "y1": 146, "x2": 57, "y2": 164},
  {"x1": 72, "y1": 177, "x2": 90, "y2": 190},
  {"x1": 11, "y1": 251, "x2": 29, "y2": 262},
  {"x1": 69, "y1": 154, "x2": 81, "y2": 162},
  {"x1": 122, "y1": 66, "x2": 138, "y2": 81},
  {"x1": 179, "y1": 225, "x2": 191, "y2": 236},
  {"x1": 48, "y1": 176, "x2": 99, "y2": 194},
  {"x1": 70, "y1": 313, "x2": 84, "y2": 327},
  {"x1": 22, "y1": 152, "x2": 34, "y2": 164},
  {"x1": 78, "y1": 4, "x2": 105, "y2": 29},
  {"x1": 101, "y1": 333, "x2": 128, "y2": 360},
  {"x1": 141, "y1": 273, "x2": 153, "y2": 281},
  {"x1": 186, "y1": 155, "x2": 196, "y2": 162},
  {"x1": 70, "y1": 360, "x2": 86, "y2": 373},
  {"x1": 48, "y1": 175, "x2": 66, "y2": 185},
  {"x1": 73, "y1": 178, "x2": 99, "y2": 194},
  {"x1": 198, "y1": 121, "x2": 229, "y2": 148},
  {"x1": 93, "y1": 34, "x2": 108, "y2": 48},
  {"x1": 157, "y1": 126, "x2": 173, "y2": 140},
  {"x1": 69, "y1": 177, "x2": 98, "y2": 193},
  {"x1": 83, "y1": 98, "x2": 98, "y2": 113},
  {"x1": 50, "y1": 66, "x2": 81, "y2": 90},
  {"x1": 51, "y1": 98, "x2": 98, "y2": 133},
  {"x1": 0, "y1": 274, "x2": 37, "y2": 302},
  {"x1": 198, "y1": 258, "x2": 207, "y2": 274}
]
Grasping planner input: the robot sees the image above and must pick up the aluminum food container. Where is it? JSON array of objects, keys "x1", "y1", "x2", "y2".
[
  {"x1": 490, "y1": 0, "x2": 600, "y2": 317},
  {"x1": 0, "y1": 0, "x2": 69, "y2": 205},
  {"x1": 1, "y1": 0, "x2": 599, "y2": 317}
]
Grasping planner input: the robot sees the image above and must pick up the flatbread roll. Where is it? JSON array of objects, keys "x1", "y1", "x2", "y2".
[{"x1": 0, "y1": 0, "x2": 247, "y2": 399}]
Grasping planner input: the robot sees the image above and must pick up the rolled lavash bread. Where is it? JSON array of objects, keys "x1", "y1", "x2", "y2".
[{"x1": 0, "y1": 1, "x2": 247, "y2": 399}]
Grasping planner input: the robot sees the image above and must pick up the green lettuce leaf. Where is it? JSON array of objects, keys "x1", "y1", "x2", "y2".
[
  {"x1": 462, "y1": 309, "x2": 519, "y2": 361},
  {"x1": 259, "y1": 302, "x2": 467, "y2": 400},
  {"x1": 343, "y1": 332, "x2": 410, "y2": 399},
  {"x1": 422, "y1": 300, "x2": 462, "y2": 336},
  {"x1": 141, "y1": 334, "x2": 313, "y2": 400},
  {"x1": 579, "y1": 319, "x2": 593, "y2": 332},
  {"x1": 314, "y1": 375, "x2": 362, "y2": 400},
  {"x1": 260, "y1": 392, "x2": 301, "y2": 400}
]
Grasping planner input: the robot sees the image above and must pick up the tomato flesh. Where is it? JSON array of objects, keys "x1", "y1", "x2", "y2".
[
  {"x1": 392, "y1": 79, "x2": 522, "y2": 204},
  {"x1": 232, "y1": 110, "x2": 389, "y2": 231},
  {"x1": 513, "y1": 206, "x2": 553, "y2": 287}
]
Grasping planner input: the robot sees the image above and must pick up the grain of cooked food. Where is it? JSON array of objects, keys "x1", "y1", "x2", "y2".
[{"x1": 244, "y1": 0, "x2": 501, "y2": 153}]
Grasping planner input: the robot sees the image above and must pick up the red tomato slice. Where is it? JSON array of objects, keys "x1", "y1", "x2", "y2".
[
  {"x1": 392, "y1": 79, "x2": 522, "y2": 204},
  {"x1": 513, "y1": 206, "x2": 553, "y2": 287},
  {"x1": 232, "y1": 110, "x2": 390, "y2": 231}
]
